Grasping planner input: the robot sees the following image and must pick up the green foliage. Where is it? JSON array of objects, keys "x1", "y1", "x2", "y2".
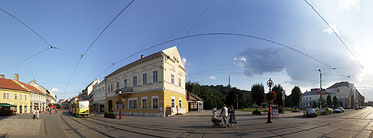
[
  {"x1": 265, "y1": 91, "x2": 277, "y2": 103},
  {"x1": 185, "y1": 81, "x2": 252, "y2": 109},
  {"x1": 290, "y1": 86, "x2": 302, "y2": 107},
  {"x1": 326, "y1": 95, "x2": 332, "y2": 107},
  {"x1": 333, "y1": 96, "x2": 338, "y2": 107},
  {"x1": 312, "y1": 100, "x2": 317, "y2": 108},
  {"x1": 272, "y1": 84, "x2": 285, "y2": 106},
  {"x1": 251, "y1": 84, "x2": 265, "y2": 109}
]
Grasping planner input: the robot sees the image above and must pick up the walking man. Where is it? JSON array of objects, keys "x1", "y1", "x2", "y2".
[
  {"x1": 220, "y1": 104, "x2": 228, "y2": 128},
  {"x1": 32, "y1": 108, "x2": 36, "y2": 119}
]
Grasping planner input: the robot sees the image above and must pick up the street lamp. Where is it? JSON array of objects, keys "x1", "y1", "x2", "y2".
[
  {"x1": 117, "y1": 90, "x2": 123, "y2": 119},
  {"x1": 266, "y1": 78, "x2": 274, "y2": 123}
]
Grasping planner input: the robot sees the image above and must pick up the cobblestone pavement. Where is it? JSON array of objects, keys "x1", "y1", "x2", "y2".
[{"x1": 1, "y1": 107, "x2": 373, "y2": 138}]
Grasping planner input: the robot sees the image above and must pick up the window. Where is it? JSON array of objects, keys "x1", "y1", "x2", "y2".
[
  {"x1": 3, "y1": 93, "x2": 6, "y2": 99},
  {"x1": 171, "y1": 96, "x2": 175, "y2": 108},
  {"x1": 124, "y1": 79, "x2": 127, "y2": 88},
  {"x1": 133, "y1": 76, "x2": 137, "y2": 87},
  {"x1": 15, "y1": 94, "x2": 17, "y2": 100},
  {"x1": 108, "y1": 85, "x2": 110, "y2": 93},
  {"x1": 153, "y1": 71, "x2": 158, "y2": 83},
  {"x1": 24, "y1": 106, "x2": 27, "y2": 112},
  {"x1": 141, "y1": 97, "x2": 148, "y2": 109},
  {"x1": 171, "y1": 74, "x2": 175, "y2": 84},
  {"x1": 179, "y1": 98, "x2": 182, "y2": 108},
  {"x1": 20, "y1": 94, "x2": 22, "y2": 100},
  {"x1": 116, "y1": 103, "x2": 120, "y2": 110},
  {"x1": 128, "y1": 98, "x2": 137, "y2": 109},
  {"x1": 116, "y1": 81, "x2": 120, "y2": 89},
  {"x1": 143, "y1": 73, "x2": 147, "y2": 85},
  {"x1": 178, "y1": 78, "x2": 181, "y2": 87},
  {"x1": 152, "y1": 96, "x2": 159, "y2": 109},
  {"x1": 122, "y1": 103, "x2": 125, "y2": 109},
  {"x1": 110, "y1": 84, "x2": 113, "y2": 92}
]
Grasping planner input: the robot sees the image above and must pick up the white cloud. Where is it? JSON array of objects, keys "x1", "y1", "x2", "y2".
[
  {"x1": 323, "y1": 24, "x2": 340, "y2": 35},
  {"x1": 51, "y1": 88, "x2": 63, "y2": 93},
  {"x1": 338, "y1": 0, "x2": 360, "y2": 10},
  {"x1": 233, "y1": 56, "x2": 247, "y2": 68},
  {"x1": 208, "y1": 75, "x2": 216, "y2": 80},
  {"x1": 182, "y1": 57, "x2": 187, "y2": 65}
]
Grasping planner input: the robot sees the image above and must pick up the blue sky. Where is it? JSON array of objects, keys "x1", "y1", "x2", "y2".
[{"x1": 1, "y1": 0, "x2": 373, "y2": 101}]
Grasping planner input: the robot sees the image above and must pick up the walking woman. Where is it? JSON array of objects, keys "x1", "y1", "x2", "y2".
[
  {"x1": 36, "y1": 108, "x2": 40, "y2": 119},
  {"x1": 229, "y1": 105, "x2": 237, "y2": 126}
]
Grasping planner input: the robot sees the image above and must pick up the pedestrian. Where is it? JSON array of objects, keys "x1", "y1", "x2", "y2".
[
  {"x1": 32, "y1": 108, "x2": 36, "y2": 119},
  {"x1": 220, "y1": 104, "x2": 228, "y2": 128},
  {"x1": 55, "y1": 108, "x2": 57, "y2": 114},
  {"x1": 36, "y1": 108, "x2": 40, "y2": 119},
  {"x1": 229, "y1": 105, "x2": 237, "y2": 126}
]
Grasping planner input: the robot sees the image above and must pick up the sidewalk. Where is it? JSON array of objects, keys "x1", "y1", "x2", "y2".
[{"x1": 0, "y1": 111, "x2": 67, "y2": 138}]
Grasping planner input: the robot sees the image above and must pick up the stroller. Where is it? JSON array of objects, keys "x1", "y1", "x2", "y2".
[{"x1": 211, "y1": 117, "x2": 223, "y2": 127}]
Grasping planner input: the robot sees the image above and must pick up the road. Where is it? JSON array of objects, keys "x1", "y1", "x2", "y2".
[{"x1": 1, "y1": 107, "x2": 373, "y2": 138}]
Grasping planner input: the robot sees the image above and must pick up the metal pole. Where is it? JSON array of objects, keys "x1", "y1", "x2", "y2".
[{"x1": 318, "y1": 69, "x2": 322, "y2": 109}]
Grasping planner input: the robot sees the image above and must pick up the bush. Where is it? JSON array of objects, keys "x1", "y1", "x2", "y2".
[
  {"x1": 252, "y1": 110, "x2": 262, "y2": 115},
  {"x1": 104, "y1": 112, "x2": 115, "y2": 119}
]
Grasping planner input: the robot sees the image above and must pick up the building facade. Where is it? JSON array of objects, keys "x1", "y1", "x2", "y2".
[
  {"x1": 326, "y1": 81, "x2": 364, "y2": 109},
  {"x1": 105, "y1": 46, "x2": 188, "y2": 117},
  {"x1": 0, "y1": 74, "x2": 31, "y2": 114},
  {"x1": 300, "y1": 88, "x2": 334, "y2": 108},
  {"x1": 28, "y1": 80, "x2": 50, "y2": 110},
  {"x1": 91, "y1": 80, "x2": 105, "y2": 113}
]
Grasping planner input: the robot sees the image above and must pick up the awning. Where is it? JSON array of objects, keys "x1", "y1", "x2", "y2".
[{"x1": 0, "y1": 103, "x2": 17, "y2": 107}]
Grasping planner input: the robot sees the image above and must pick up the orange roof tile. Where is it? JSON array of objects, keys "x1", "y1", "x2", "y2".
[
  {"x1": 0, "y1": 78, "x2": 28, "y2": 92},
  {"x1": 18, "y1": 81, "x2": 44, "y2": 94}
]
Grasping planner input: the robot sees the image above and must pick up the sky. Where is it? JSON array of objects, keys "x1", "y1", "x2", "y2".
[{"x1": 1, "y1": 0, "x2": 373, "y2": 101}]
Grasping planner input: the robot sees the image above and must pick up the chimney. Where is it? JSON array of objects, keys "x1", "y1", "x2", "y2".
[
  {"x1": 0, "y1": 74, "x2": 4, "y2": 79},
  {"x1": 14, "y1": 74, "x2": 19, "y2": 81},
  {"x1": 141, "y1": 55, "x2": 144, "y2": 59}
]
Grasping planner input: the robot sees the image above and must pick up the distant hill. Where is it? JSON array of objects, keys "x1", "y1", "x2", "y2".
[{"x1": 186, "y1": 81, "x2": 252, "y2": 109}]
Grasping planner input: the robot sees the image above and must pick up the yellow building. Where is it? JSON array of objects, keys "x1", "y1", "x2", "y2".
[
  {"x1": 0, "y1": 74, "x2": 31, "y2": 114},
  {"x1": 105, "y1": 46, "x2": 188, "y2": 117}
]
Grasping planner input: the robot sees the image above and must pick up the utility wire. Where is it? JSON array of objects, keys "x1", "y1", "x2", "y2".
[
  {"x1": 6, "y1": 47, "x2": 52, "y2": 73},
  {"x1": 178, "y1": 0, "x2": 215, "y2": 47},
  {"x1": 304, "y1": 0, "x2": 363, "y2": 69},
  {"x1": 82, "y1": 0, "x2": 135, "y2": 55},
  {"x1": 95, "y1": 32, "x2": 345, "y2": 79},
  {"x1": 0, "y1": 8, "x2": 52, "y2": 48},
  {"x1": 64, "y1": 0, "x2": 135, "y2": 92}
]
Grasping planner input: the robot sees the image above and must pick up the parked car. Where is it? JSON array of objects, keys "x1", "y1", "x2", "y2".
[
  {"x1": 334, "y1": 107, "x2": 344, "y2": 113},
  {"x1": 320, "y1": 108, "x2": 333, "y2": 115},
  {"x1": 334, "y1": 107, "x2": 345, "y2": 113},
  {"x1": 303, "y1": 108, "x2": 318, "y2": 117}
]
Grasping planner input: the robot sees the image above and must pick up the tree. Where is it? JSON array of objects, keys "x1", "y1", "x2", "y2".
[
  {"x1": 326, "y1": 95, "x2": 332, "y2": 107},
  {"x1": 312, "y1": 100, "x2": 317, "y2": 108},
  {"x1": 225, "y1": 88, "x2": 244, "y2": 109},
  {"x1": 290, "y1": 86, "x2": 302, "y2": 108},
  {"x1": 251, "y1": 84, "x2": 265, "y2": 111},
  {"x1": 272, "y1": 84, "x2": 285, "y2": 107},
  {"x1": 333, "y1": 96, "x2": 338, "y2": 108}
]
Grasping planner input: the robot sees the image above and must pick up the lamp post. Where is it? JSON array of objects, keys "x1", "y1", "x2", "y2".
[
  {"x1": 117, "y1": 90, "x2": 123, "y2": 120},
  {"x1": 266, "y1": 78, "x2": 273, "y2": 123}
]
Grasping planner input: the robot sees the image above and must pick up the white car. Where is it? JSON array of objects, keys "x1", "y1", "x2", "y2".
[{"x1": 334, "y1": 107, "x2": 344, "y2": 113}]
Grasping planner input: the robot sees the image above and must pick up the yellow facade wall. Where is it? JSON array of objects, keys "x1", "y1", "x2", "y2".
[
  {"x1": 106, "y1": 90, "x2": 188, "y2": 115},
  {"x1": 0, "y1": 88, "x2": 30, "y2": 113}
]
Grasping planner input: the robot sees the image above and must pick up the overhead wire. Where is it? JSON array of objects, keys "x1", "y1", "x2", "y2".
[
  {"x1": 177, "y1": 0, "x2": 215, "y2": 47},
  {"x1": 0, "y1": 8, "x2": 52, "y2": 48},
  {"x1": 63, "y1": 0, "x2": 135, "y2": 92},
  {"x1": 304, "y1": 0, "x2": 364, "y2": 69},
  {"x1": 94, "y1": 32, "x2": 348, "y2": 80},
  {"x1": 6, "y1": 47, "x2": 52, "y2": 73}
]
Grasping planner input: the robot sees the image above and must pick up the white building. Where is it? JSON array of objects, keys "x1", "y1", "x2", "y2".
[
  {"x1": 91, "y1": 81, "x2": 105, "y2": 113},
  {"x1": 300, "y1": 88, "x2": 334, "y2": 108},
  {"x1": 326, "y1": 81, "x2": 364, "y2": 109}
]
